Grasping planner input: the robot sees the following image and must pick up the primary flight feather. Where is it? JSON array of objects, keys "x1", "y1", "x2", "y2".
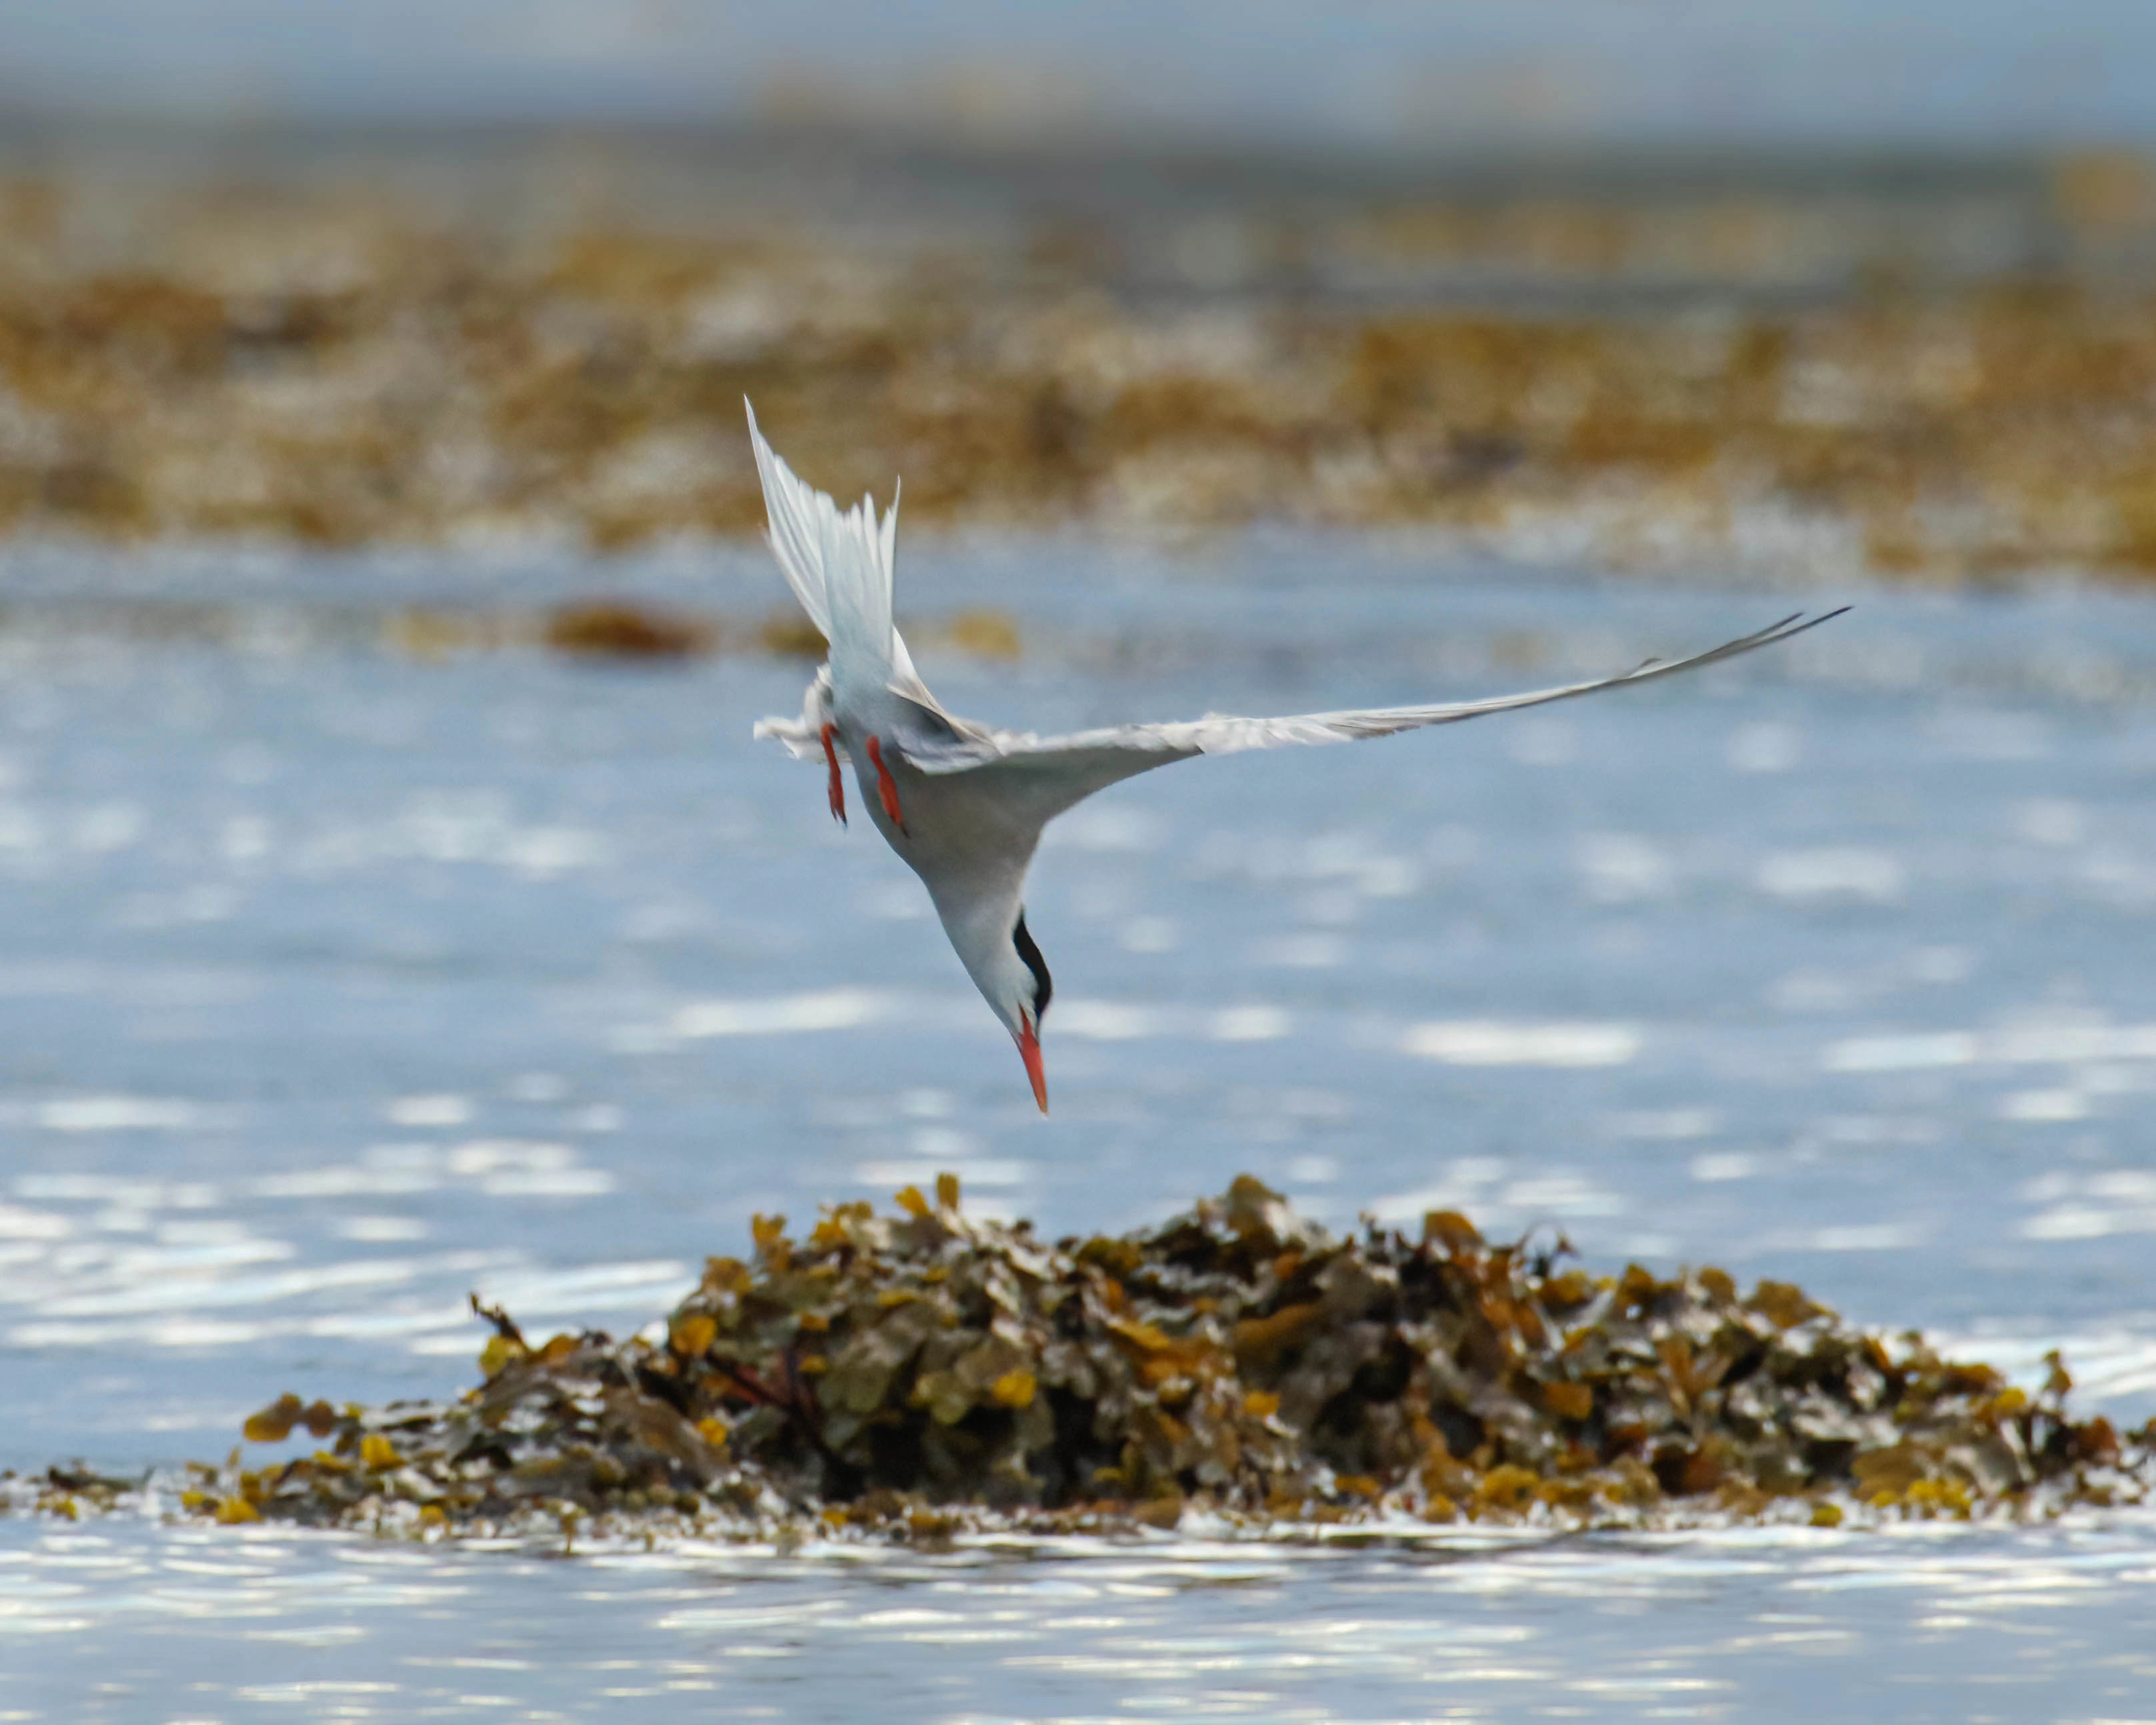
[{"x1": 744, "y1": 401, "x2": 1844, "y2": 1112}]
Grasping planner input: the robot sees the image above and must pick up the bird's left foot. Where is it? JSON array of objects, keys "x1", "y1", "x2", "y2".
[
  {"x1": 865, "y1": 736, "x2": 908, "y2": 835},
  {"x1": 819, "y1": 723, "x2": 846, "y2": 825}
]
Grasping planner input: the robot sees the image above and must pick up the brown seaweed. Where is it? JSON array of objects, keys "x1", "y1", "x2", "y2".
[
  {"x1": 79, "y1": 1176, "x2": 2149, "y2": 1544},
  {"x1": 7, "y1": 168, "x2": 2156, "y2": 583}
]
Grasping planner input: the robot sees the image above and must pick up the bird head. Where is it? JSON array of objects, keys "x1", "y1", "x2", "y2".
[
  {"x1": 937, "y1": 894, "x2": 1055, "y2": 1113},
  {"x1": 993, "y1": 909, "x2": 1053, "y2": 1113}
]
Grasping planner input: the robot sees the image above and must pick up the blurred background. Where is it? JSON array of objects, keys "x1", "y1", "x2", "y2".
[
  {"x1": 9, "y1": 0, "x2": 2156, "y2": 142},
  {"x1": 9, "y1": 5, "x2": 2156, "y2": 1719},
  {"x1": 1, "y1": 0, "x2": 2155, "y2": 567}
]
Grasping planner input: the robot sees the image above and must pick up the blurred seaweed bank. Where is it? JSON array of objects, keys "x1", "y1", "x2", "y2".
[{"x1": 6, "y1": 125, "x2": 2156, "y2": 582}]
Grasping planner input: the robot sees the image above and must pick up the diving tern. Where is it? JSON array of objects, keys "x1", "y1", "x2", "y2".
[{"x1": 745, "y1": 402, "x2": 1844, "y2": 1113}]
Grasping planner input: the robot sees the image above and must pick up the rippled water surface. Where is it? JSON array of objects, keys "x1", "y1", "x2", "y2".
[
  {"x1": 3, "y1": 540, "x2": 2155, "y2": 1719},
  {"x1": 6, "y1": 1520, "x2": 2156, "y2": 1722}
]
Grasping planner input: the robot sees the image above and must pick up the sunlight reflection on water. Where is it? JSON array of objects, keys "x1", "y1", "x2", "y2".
[
  {"x1": 3, "y1": 1516, "x2": 2155, "y2": 1721},
  {"x1": 5, "y1": 546, "x2": 2156, "y2": 1715}
]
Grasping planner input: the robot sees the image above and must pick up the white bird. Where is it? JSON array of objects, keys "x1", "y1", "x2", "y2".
[{"x1": 744, "y1": 402, "x2": 1844, "y2": 1113}]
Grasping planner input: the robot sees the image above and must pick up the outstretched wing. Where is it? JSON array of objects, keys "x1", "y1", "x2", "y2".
[
  {"x1": 905, "y1": 610, "x2": 1847, "y2": 814},
  {"x1": 744, "y1": 399, "x2": 933, "y2": 705}
]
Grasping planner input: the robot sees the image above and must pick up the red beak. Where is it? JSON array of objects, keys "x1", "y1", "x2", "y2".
[{"x1": 1015, "y1": 1021, "x2": 1048, "y2": 1114}]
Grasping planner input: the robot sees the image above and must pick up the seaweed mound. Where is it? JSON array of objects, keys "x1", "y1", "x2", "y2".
[{"x1": 177, "y1": 1177, "x2": 2150, "y2": 1540}]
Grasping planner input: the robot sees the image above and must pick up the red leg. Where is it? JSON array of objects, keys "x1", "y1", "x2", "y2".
[
  {"x1": 819, "y1": 723, "x2": 845, "y2": 826},
  {"x1": 865, "y1": 736, "x2": 908, "y2": 835}
]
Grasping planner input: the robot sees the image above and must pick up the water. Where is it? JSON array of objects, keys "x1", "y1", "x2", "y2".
[
  {"x1": 5, "y1": 1522, "x2": 2156, "y2": 1722},
  {"x1": 2, "y1": 538, "x2": 2155, "y2": 1718},
  {"x1": 13, "y1": 1, "x2": 2156, "y2": 146}
]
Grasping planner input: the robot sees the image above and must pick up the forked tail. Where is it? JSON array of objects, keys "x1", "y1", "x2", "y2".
[{"x1": 744, "y1": 400, "x2": 901, "y2": 705}]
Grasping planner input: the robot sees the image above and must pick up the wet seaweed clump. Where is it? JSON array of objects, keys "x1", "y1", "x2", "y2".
[{"x1": 178, "y1": 1178, "x2": 2151, "y2": 1542}]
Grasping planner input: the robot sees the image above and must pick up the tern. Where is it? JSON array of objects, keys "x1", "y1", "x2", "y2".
[{"x1": 745, "y1": 403, "x2": 1843, "y2": 1113}]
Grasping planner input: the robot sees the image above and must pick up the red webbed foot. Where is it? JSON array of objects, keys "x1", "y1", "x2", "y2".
[
  {"x1": 819, "y1": 723, "x2": 846, "y2": 826},
  {"x1": 865, "y1": 736, "x2": 908, "y2": 836}
]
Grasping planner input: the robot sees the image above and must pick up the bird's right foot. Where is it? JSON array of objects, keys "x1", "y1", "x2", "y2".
[{"x1": 820, "y1": 723, "x2": 846, "y2": 826}]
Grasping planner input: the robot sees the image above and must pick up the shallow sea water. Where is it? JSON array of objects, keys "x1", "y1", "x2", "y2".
[
  {"x1": 2, "y1": 538, "x2": 2155, "y2": 1720},
  {"x1": 6, "y1": 1520, "x2": 2156, "y2": 1723}
]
